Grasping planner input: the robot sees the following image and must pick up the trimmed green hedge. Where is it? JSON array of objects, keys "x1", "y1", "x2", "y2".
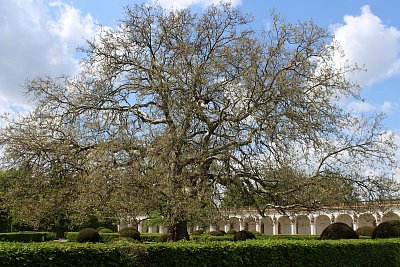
[
  {"x1": 0, "y1": 242, "x2": 140, "y2": 266},
  {"x1": 0, "y1": 232, "x2": 56, "y2": 242},
  {"x1": 142, "y1": 239, "x2": 400, "y2": 266},
  {"x1": 2, "y1": 238, "x2": 400, "y2": 266},
  {"x1": 65, "y1": 232, "x2": 119, "y2": 243}
]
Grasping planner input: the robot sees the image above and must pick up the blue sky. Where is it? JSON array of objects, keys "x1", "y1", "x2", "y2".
[{"x1": 0, "y1": 0, "x2": 399, "y2": 170}]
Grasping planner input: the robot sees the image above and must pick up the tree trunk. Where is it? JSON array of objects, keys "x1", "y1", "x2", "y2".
[{"x1": 167, "y1": 221, "x2": 190, "y2": 242}]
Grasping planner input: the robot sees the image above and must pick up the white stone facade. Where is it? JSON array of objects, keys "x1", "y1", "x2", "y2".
[{"x1": 119, "y1": 205, "x2": 400, "y2": 235}]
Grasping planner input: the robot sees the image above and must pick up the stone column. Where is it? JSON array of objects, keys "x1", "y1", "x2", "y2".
[
  {"x1": 224, "y1": 223, "x2": 231, "y2": 233},
  {"x1": 272, "y1": 216, "x2": 279, "y2": 235},
  {"x1": 376, "y1": 213, "x2": 381, "y2": 226},
  {"x1": 352, "y1": 214, "x2": 358, "y2": 231},
  {"x1": 239, "y1": 218, "x2": 245, "y2": 231},
  {"x1": 255, "y1": 218, "x2": 261, "y2": 233},
  {"x1": 310, "y1": 215, "x2": 316, "y2": 235},
  {"x1": 290, "y1": 216, "x2": 297, "y2": 235}
]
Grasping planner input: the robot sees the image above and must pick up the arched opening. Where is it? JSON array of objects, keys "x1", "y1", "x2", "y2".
[
  {"x1": 316, "y1": 215, "x2": 330, "y2": 235},
  {"x1": 229, "y1": 217, "x2": 240, "y2": 231},
  {"x1": 278, "y1": 216, "x2": 291, "y2": 234},
  {"x1": 358, "y1": 213, "x2": 376, "y2": 228},
  {"x1": 244, "y1": 217, "x2": 257, "y2": 232},
  {"x1": 261, "y1": 216, "x2": 273, "y2": 234},
  {"x1": 336, "y1": 214, "x2": 353, "y2": 227},
  {"x1": 297, "y1": 215, "x2": 310, "y2": 234},
  {"x1": 382, "y1": 212, "x2": 400, "y2": 222}
]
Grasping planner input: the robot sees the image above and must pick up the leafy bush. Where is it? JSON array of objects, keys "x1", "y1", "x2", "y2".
[
  {"x1": 65, "y1": 232, "x2": 119, "y2": 243},
  {"x1": 209, "y1": 230, "x2": 224, "y2": 236},
  {"x1": 319, "y1": 222, "x2": 358, "y2": 240},
  {"x1": 0, "y1": 232, "x2": 55, "y2": 242},
  {"x1": 111, "y1": 237, "x2": 142, "y2": 244},
  {"x1": 372, "y1": 220, "x2": 400, "y2": 239},
  {"x1": 76, "y1": 228, "x2": 100, "y2": 243},
  {"x1": 141, "y1": 233, "x2": 165, "y2": 243},
  {"x1": 159, "y1": 234, "x2": 168, "y2": 242},
  {"x1": 119, "y1": 228, "x2": 141, "y2": 242},
  {"x1": 219, "y1": 230, "x2": 226, "y2": 235},
  {"x1": 356, "y1": 226, "x2": 375, "y2": 236},
  {"x1": 226, "y1": 229, "x2": 237, "y2": 235},
  {"x1": 2, "y1": 238, "x2": 400, "y2": 266},
  {"x1": 99, "y1": 233, "x2": 119, "y2": 243},
  {"x1": 234, "y1": 230, "x2": 256, "y2": 241},
  {"x1": 98, "y1": 228, "x2": 113, "y2": 233},
  {"x1": 0, "y1": 242, "x2": 140, "y2": 266},
  {"x1": 191, "y1": 229, "x2": 205, "y2": 235},
  {"x1": 96, "y1": 227, "x2": 106, "y2": 232}
]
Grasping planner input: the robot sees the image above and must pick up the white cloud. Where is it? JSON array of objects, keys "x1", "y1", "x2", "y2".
[
  {"x1": 332, "y1": 5, "x2": 400, "y2": 86},
  {"x1": 347, "y1": 101, "x2": 375, "y2": 113},
  {"x1": 152, "y1": 0, "x2": 242, "y2": 10},
  {"x1": 0, "y1": 0, "x2": 96, "y2": 109},
  {"x1": 347, "y1": 100, "x2": 398, "y2": 114}
]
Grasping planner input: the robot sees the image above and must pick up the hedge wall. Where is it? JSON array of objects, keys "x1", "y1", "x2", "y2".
[
  {"x1": 0, "y1": 232, "x2": 56, "y2": 242},
  {"x1": 2, "y1": 238, "x2": 400, "y2": 266},
  {"x1": 65, "y1": 232, "x2": 167, "y2": 243},
  {"x1": 0, "y1": 242, "x2": 140, "y2": 266},
  {"x1": 65, "y1": 232, "x2": 119, "y2": 243},
  {"x1": 142, "y1": 239, "x2": 400, "y2": 267}
]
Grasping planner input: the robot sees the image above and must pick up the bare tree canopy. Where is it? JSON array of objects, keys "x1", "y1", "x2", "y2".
[{"x1": 0, "y1": 3, "x2": 398, "y2": 241}]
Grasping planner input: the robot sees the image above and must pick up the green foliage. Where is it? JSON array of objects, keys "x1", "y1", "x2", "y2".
[
  {"x1": 191, "y1": 229, "x2": 205, "y2": 235},
  {"x1": 0, "y1": 232, "x2": 55, "y2": 242},
  {"x1": 209, "y1": 230, "x2": 224, "y2": 236},
  {"x1": 372, "y1": 220, "x2": 400, "y2": 239},
  {"x1": 135, "y1": 239, "x2": 400, "y2": 266},
  {"x1": 99, "y1": 233, "x2": 119, "y2": 243},
  {"x1": 258, "y1": 235, "x2": 319, "y2": 240},
  {"x1": 226, "y1": 229, "x2": 237, "y2": 235},
  {"x1": 356, "y1": 226, "x2": 375, "y2": 237},
  {"x1": 111, "y1": 237, "x2": 142, "y2": 244},
  {"x1": 2, "y1": 238, "x2": 400, "y2": 266},
  {"x1": 159, "y1": 234, "x2": 168, "y2": 243},
  {"x1": 98, "y1": 228, "x2": 114, "y2": 233},
  {"x1": 0, "y1": 242, "x2": 140, "y2": 266},
  {"x1": 76, "y1": 228, "x2": 100, "y2": 243},
  {"x1": 234, "y1": 230, "x2": 256, "y2": 241},
  {"x1": 65, "y1": 232, "x2": 119, "y2": 243},
  {"x1": 320, "y1": 222, "x2": 359, "y2": 240},
  {"x1": 119, "y1": 227, "x2": 141, "y2": 242}
]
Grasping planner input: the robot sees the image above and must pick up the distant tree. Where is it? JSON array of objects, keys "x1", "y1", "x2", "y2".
[{"x1": 0, "y1": 3, "x2": 397, "y2": 241}]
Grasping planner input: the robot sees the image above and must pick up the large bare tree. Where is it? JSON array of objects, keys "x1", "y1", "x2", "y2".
[{"x1": 0, "y1": 3, "x2": 398, "y2": 241}]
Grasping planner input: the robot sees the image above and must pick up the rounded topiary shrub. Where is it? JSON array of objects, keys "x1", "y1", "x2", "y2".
[
  {"x1": 226, "y1": 229, "x2": 237, "y2": 235},
  {"x1": 119, "y1": 227, "x2": 141, "y2": 242},
  {"x1": 111, "y1": 237, "x2": 141, "y2": 244},
  {"x1": 98, "y1": 228, "x2": 113, "y2": 233},
  {"x1": 356, "y1": 226, "x2": 375, "y2": 237},
  {"x1": 372, "y1": 220, "x2": 400, "y2": 239},
  {"x1": 76, "y1": 228, "x2": 100, "y2": 243},
  {"x1": 191, "y1": 229, "x2": 205, "y2": 235},
  {"x1": 233, "y1": 230, "x2": 256, "y2": 241},
  {"x1": 159, "y1": 233, "x2": 168, "y2": 242},
  {"x1": 219, "y1": 230, "x2": 226, "y2": 235},
  {"x1": 209, "y1": 230, "x2": 224, "y2": 236},
  {"x1": 319, "y1": 222, "x2": 359, "y2": 240}
]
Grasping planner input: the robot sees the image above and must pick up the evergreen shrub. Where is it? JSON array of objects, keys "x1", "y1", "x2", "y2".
[
  {"x1": 372, "y1": 220, "x2": 400, "y2": 239},
  {"x1": 319, "y1": 222, "x2": 358, "y2": 240},
  {"x1": 76, "y1": 228, "x2": 100, "y2": 243}
]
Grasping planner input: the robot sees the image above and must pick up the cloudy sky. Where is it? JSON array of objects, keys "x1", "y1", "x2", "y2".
[{"x1": 0, "y1": 0, "x2": 399, "y2": 165}]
